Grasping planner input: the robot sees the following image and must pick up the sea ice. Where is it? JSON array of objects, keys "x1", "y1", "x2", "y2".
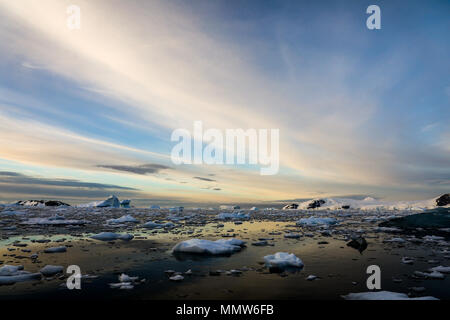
[
  {"x1": 263, "y1": 252, "x2": 304, "y2": 269},
  {"x1": 40, "y1": 265, "x2": 64, "y2": 277},
  {"x1": 296, "y1": 217, "x2": 337, "y2": 226},
  {"x1": 44, "y1": 246, "x2": 67, "y2": 253},
  {"x1": 216, "y1": 212, "x2": 250, "y2": 220},
  {"x1": 429, "y1": 266, "x2": 450, "y2": 274},
  {"x1": 106, "y1": 215, "x2": 138, "y2": 224},
  {"x1": 90, "y1": 232, "x2": 134, "y2": 241},
  {"x1": 342, "y1": 291, "x2": 438, "y2": 300},
  {"x1": 172, "y1": 238, "x2": 246, "y2": 255}
]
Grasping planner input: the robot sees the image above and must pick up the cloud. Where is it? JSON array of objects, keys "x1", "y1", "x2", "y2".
[
  {"x1": 0, "y1": 0, "x2": 448, "y2": 201},
  {"x1": 0, "y1": 171, "x2": 137, "y2": 190},
  {"x1": 97, "y1": 163, "x2": 170, "y2": 175},
  {"x1": 193, "y1": 176, "x2": 216, "y2": 182}
]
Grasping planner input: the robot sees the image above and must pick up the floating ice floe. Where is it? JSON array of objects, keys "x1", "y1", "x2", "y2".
[
  {"x1": 220, "y1": 205, "x2": 240, "y2": 210},
  {"x1": 414, "y1": 270, "x2": 445, "y2": 279},
  {"x1": 284, "y1": 233, "x2": 301, "y2": 239},
  {"x1": 142, "y1": 221, "x2": 175, "y2": 229},
  {"x1": 109, "y1": 273, "x2": 142, "y2": 290},
  {"x1": 0, "y1": 265, "x2": 42, "y2": 285},
  {"x1": 296, "y1": 217, "x2": 337, "y2": 226},
  {"x1": 216, "y1": 212, "x2": 250, "y2": 220},
  {"x1": 149, "y1": 205, "x2": 160, "y2": 209},
  {"x1": 342, "y1": 291, "x2": 439, "y2": 300},
  {"x1": 383, "y1": 237, "x2": 406, "y2": 243},
  {"x1": 429, "y1": 266, "x2": 450, "y2": 274},
  {"x1": 169, "y1": 275, "x2": 184, "y2": 281},
  {"x1": 106, "y1": 215, "x2": 139, "y2": 224},
  {"x1": 78, "y1": 195, "x2": 120, "y2": 208},
  {"x1": 40, "y1": 265, "x2": 64, "y2": 277},
  {"x1": 0, "y1": 210, "x2": 26, "y2": 216},
  {"x1": 21, "y1": 218, "x2": 87, "y2": 225},
  {"x1": 90, "y1": 232, "x2": 134, "y2": 241},
  {"x1": 44, "y1": 246, "x2": 67, "y2": 253},
  {"x1": 172, "y1": 238, "x2": 246, "y2": 255},
  {"x1": 264, "y1": 252, "x2": 304, "y2": 269}
]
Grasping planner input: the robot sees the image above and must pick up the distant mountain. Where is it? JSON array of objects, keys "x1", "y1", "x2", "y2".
[{"x1": 293, "y1": 194, "x2": 449, "y2": 211}]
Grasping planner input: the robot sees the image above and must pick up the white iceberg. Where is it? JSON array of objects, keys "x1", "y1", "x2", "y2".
[
  {"x1": 90, "y1": 232, "x2": 134, "y2": 241},
  {"x1": 172, "y1": 238, "x2": 246, "y2": 255},
  {"x1": 342, "y1": 291, "x2": 438, "y2": 300},
  {"x1": 264, "y1": 252, "x2": 304, "y2": 269},
  {"x1": 78, "y1": 195, "x2": 120, "y2": 208}
]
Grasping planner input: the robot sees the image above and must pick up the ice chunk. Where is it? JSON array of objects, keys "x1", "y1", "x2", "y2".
[
  {"x1": 40, "y1": 265, "x2": 64, "y2": 277},
  {"x1": 90, "y1": 232, "x2": 134, "y2": 241},
  {"x1": 0, "y1": 265, "x2": 41, "y2": 285},
  {"x1": 342, "y1": 291, "x2": 438, "y2": 300},
  {"x1": 216, "y1": 212, "x2": 250, "y2": 220},
  {"x1": 106, "y1": 215, "x2": 138, "y2": 224},
  {"x1": 264, "y1": 252, "x2": 304, "y2": 269},
  {"x1": 142, "y1": 221, "x2": 175, "y2": 229},
  {"x1": 44, "y1": 246, "x2": 67, "y2": 253},
  {"x1": 172, "y1": 238, "x2": 246, "y2": 255},
  {"x1": 21, "y1": 218, "x2": 87, "y2": 225},
  {"x1": 429, "y1": 266, "x2": 450, "y2": 274},
  {"x1": 296, "y1": 217, "x2": 337, "y2": 226}
]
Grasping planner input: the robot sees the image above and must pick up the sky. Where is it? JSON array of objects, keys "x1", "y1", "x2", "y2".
[{"x1": 0, "y1": 0, "x2": 448, "y2": 204}]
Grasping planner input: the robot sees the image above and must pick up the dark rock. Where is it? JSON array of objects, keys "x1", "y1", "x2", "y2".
[
  {"x1": 15, "y1": 200, "x2": 70, "y2": 207},
  {"x1": 282, "y1": 203, "x2": 298, "y2": 210},
  {"x1": 341, "y1": 205, "x2": 350, "y2": 209},
  {"x1": 307, "y1": 199, "x2": 326, "y2": 209},
  {"x1": 436, "y1": 194, "x2": 450, "y2": 207},
  {"x1": 347, "y1": 237, "x2": 368, "y2": 254}
]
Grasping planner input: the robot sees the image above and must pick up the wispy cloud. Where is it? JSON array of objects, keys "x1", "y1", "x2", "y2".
[
  {"x1": 0, "y1": 171, "x2": 137, "y2": 190},
  {"x1": 193, "y1": 176, "x2": 216, "y2": 182},
  {"x1": 97, "y1": 164, "x2": 170, "y2": 175}
]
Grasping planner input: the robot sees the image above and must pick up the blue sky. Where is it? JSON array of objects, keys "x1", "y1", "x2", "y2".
[{"x1": 0, "y1": 0, "x2": 448, "y2": 203}]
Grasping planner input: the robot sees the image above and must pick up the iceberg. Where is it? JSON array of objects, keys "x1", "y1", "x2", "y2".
[
  {"x1": 264, "y1": 252, "x2": 304, "y2": 269},
  {"x1": 78, "y1": 195, "x2": 120, "y2": 208},
  {"x1": 172, "y1": 238, "x2": 246, "y2": 255},
  {"x1": 120, "y1": 199, "x2": 131, "y2": 208}
]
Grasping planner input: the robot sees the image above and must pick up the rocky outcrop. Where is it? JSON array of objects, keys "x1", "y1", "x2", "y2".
[
  {"x1": 282, "y1": 203, "x2": 298, "y2": 210},
  {"x1": 436, "y1": 194, "x2": 450, "y2": 207},
  {"x1": 15, "y1": 200, "x2": 70, "y2": 207},
  {"x1": 307, "y1": 199, "x2": 326, "y2": 209}
]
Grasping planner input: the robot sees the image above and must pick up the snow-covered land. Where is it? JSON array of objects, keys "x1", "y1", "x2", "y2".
[{"x1": 291, "y1": 194, "x2": 449, "y2": 211}]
